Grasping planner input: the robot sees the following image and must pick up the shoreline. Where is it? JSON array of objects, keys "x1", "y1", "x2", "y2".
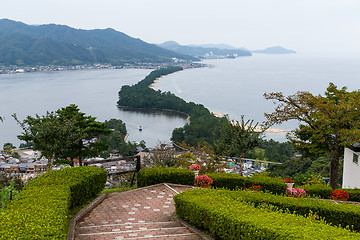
[{"x1": 117, "y1": 105, "x2": 190, "y2": 124}]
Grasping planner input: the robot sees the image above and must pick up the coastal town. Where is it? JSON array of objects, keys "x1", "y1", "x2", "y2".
[{"x1": 0, "y1": 61, "x2": 207, "y2": 75}]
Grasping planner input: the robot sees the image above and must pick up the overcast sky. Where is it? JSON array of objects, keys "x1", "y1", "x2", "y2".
[{"x1": 1, "y1": 0, "x2": 360, "y2": 53}]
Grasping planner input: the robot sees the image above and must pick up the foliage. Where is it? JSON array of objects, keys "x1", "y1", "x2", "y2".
[
  {"x1": 117, "y1": 67, "x2": 227, "y2": 146},
  {"x1": 55, "y1": 104, "x2": 111, "y2": 165},
  {"x1": 0, "y1": 19, "x2": 194, "y2": 66},
  {"x1": 174, "y1": 189, "x2": 360, "y2": 239},
  {"x1": 27, "y1": 166, "x2": 107, "y2": 208},
  {"x1": 264, "y1": 83, "x2": 360, "y2": 189},
  {"x1": 206, "y1": 172, "x2": 287, "y2": 195},
  {"x1": 3, "y1": 142, "x2": 16, "y2": 151},
  {"x1": 194, "y1": 175, "x2": 213, "y2": 187},
  {"x1": 100, "y1": 118, "x2": 145, "y2": 158},
  {"x1": 13, "y1": 110, "x2": 81, "y2": 168},
  {"x1": 0, "y1": 166, "x2": 106, "y2": 239},
  {"x1": 137, "y1": 166, "x2": 195, "y2": 187},
  {"x1": 213, "y1": 189, "x2": 360, "y2": 232},
  {"x1": 331, "y1": 190, "x2": 349, "y2": 199},
  {"x1": 0, "y1": 180, "x2": 19, "y2": 209},
  {"x1": 302, "y1": 184, "x2": 333, "y2": 199},
  {"x1": 293, "y1": 171, "x2": 324, "y2": 187},
  {"x1": 214, "y1": 115, "x2": 264, "y2": 175},
  {"x1": 147, "y1": 144, "x2": 177, "y2": 167},
  {"x1": 346, "y1": 189, "x2": 360, "y2": 202}
]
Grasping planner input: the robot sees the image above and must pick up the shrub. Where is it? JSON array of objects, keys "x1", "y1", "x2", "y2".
[
  {"x1": 0, "y1": 166, "x2": 107, "y2": 239},
  {"x1": 215, "y1": 189, "x2": 360, "y2": 231},
  {"x1": 346, "y1": 189, "x2": 360, "y2": 202},
  {"x1": 137, "y1": 166, "x2": 194, "y2": 187},
  {"x1": 174, "y1": 189, "x2": 360, "y2": 239},
  {"x1": 246, "y1": 174, "x2": 286, "y2": 195},
  {"x1": 206, "y1": 173, "x2": 246, "y2": 190},
  {"x1": 302, "y1": 184, "x2": 332, "y2": 199},
  {"x1": 206, "y1": 173, "x2": 286, "y2": 194}
]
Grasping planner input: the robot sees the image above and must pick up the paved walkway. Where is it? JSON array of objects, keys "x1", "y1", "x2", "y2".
[{"x1": 74, "y1": 183, "x2": 203, "y2": 240}]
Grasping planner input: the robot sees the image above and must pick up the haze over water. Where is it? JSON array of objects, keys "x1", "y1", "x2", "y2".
[{"x1": 1, "y1": 53, "x2": 360, "y2": 148}]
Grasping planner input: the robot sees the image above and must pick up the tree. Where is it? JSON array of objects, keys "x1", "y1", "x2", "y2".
[
  {"x1": 214, "y1": 115, "x2": 264, "y2": 175},
  {"x1": 264, "y1": 82, "x2": 360, "y2": 189},
  {"x1": 55, "y1": 104, "x2": 111, "y2": 166},
  {"x1": 13, "y1": 112, "x2": 80, "y2": 169}
]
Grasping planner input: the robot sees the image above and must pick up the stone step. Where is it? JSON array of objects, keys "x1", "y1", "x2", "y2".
[
  {"x1": 75, "y1": 232, "x2": 201, "y2": 240},
  {"x1": 75, "y1": 222, "x2": 196, "y2": 240},
  {"x1": 76, "y1": 221, "x2": 182, "y2": 234}
]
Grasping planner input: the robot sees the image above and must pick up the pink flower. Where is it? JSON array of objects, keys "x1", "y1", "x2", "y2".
[{"x1": 194, "y1": 175, "x2": 213, "y2": 186}]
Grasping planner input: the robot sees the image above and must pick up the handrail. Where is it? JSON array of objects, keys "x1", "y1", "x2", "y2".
[{"x1": 84, "y1": 155, "x2": 141, "y2": 186}]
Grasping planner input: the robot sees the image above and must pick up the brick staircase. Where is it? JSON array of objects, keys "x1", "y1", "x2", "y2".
[{"x1": 73, "y1": 184, "x2": 203, "y2": 240}]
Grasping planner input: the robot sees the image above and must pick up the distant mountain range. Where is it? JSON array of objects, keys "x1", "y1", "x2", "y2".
[
  {"x1": 251, "y1": 46, "x2": 296, "y2": 54},
  {"x1": 0, "y1": 19, "x2": 195, "y2": 66},
  {"x1": 157, "y1": 41, "x2": 252, "y2": 58}
]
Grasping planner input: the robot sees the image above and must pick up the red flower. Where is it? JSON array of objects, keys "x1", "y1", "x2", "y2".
[
  {"x1": 283, "y1": 178, "x2": 295, "y2": 183},
  {"x1": 331, "y1": 190, "x2": 349, "y2": 199},
  {"x1": 194, "y1": 175, "x2": 213, "y2": 186}
]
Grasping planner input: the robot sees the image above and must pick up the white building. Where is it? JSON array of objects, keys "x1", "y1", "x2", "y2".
[{"x1": 342, "y1": 144, "x2": 360, "y2": 188}]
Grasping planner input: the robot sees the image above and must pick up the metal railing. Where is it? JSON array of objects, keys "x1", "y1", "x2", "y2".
[{"x1": 84, "y1": 155, "x2": 141, "y2": 186}]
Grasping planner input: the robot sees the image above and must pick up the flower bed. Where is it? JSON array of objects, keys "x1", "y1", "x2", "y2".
[
  {"x1": 0, "y1": 166, "x2": 107, "y2": 239},
  {"x1": 174, "y1": 189, "x2": 360, "y2": 239}
]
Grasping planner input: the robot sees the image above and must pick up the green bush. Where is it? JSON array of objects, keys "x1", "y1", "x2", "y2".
[
  {"x1": 220, "y1": 189, "x2": 360, "y2": 231},
  {"x1": 0, "y1": 166, "x2": 107, "y2": 239},
  {"x1": 206, "y1": 173, "x2": 286, "y2": 194},
  {"x1": 207, "y1": 173, "x2": 246, "y2": 190},
  {"x1": 137, "y1": 166, "x2": 194, "y2": 187},
  {"x1": 344, "y1": 189, "x2": 360, "y2": 202},
  {"x1": 246, "y1": 174, "x2": 286, "y2": 195},
  {"x1": 174, "y1": 189, "x2": 360, "y2": 240},
  {"x1": 26, "y1": 166, "x2": 107, "y2": 207},
  {"x1": 302, "y1": 184, "x2": 333, "y2": 199}
]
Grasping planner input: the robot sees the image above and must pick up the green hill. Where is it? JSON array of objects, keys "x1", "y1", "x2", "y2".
[{"x1": 0, "y1": 19, "x2": 195, "y2": 66}]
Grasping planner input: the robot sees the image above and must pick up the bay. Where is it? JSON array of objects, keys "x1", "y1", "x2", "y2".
[
  {"x1": 154, "y1": 53, "x2": 360, "y2": 141},
  {"x1": 0, "y1": 69, "x2": 188, "y2": 148},
  {"x1": 1, "y1": 53, "x2": 360, "y2": 149}
]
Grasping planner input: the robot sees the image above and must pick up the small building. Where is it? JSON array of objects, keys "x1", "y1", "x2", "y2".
[{"x1": 342, "y1": 144, "x2": 360, "y2": 188}]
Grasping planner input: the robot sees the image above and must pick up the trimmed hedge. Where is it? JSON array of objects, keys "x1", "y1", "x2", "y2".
[
  {"x1": 302, "y1": 184, "x2": 333, "y2": 199},
  {"x1": 220, "y1": 189, "x2": 360, "y2": 231},
  {"x1": 0, "y1": 166, "x2": 107, "y2": 239},
  {"x1": 174, "y1": 189, "x2": 360, "y2": 240},
  {"x1": 137, "y1": 166, "x2": 194, "y2": 187},
  {"x1": 346, "y1": 189, "x2": 360, "y2": 202},
  {"x1": 207, "y1": 173, "x2": 286, "y2": 195},
  {"x1": 302, "y1": 185, "x2": 360, "y2": 202}
]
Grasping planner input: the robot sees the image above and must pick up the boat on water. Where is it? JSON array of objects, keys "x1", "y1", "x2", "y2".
[{"x1": 138, "y1": 125, "x2": 142, "y2": 131}]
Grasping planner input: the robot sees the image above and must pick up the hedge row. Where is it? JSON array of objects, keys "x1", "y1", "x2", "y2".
[
  {"x1": 219, "y1": 189, "x2": 360, "y2": 231},
  {"x1": 174, "y1": 189, "x2": 360, "y2": 240},
  {"x1": 137, "y1": 166, "x2": 194, "y2": 187},
  {"x1": 0, "y1": 166, "x2": 107, "y2": 239},
  {"x1": 207, "y1": 172, "x2": 287, "y2": 195},
  {"x1": 303, "y1": 184, "x2": 360, "y2": 202}
]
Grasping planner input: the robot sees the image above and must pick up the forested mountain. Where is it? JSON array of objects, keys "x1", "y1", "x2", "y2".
[
  {"x1": 157, "y1": 41, "x2": 252, "y2": 58},
  {"x1": 0, "y1": 19, "x2": 195, "y2": 66}
]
